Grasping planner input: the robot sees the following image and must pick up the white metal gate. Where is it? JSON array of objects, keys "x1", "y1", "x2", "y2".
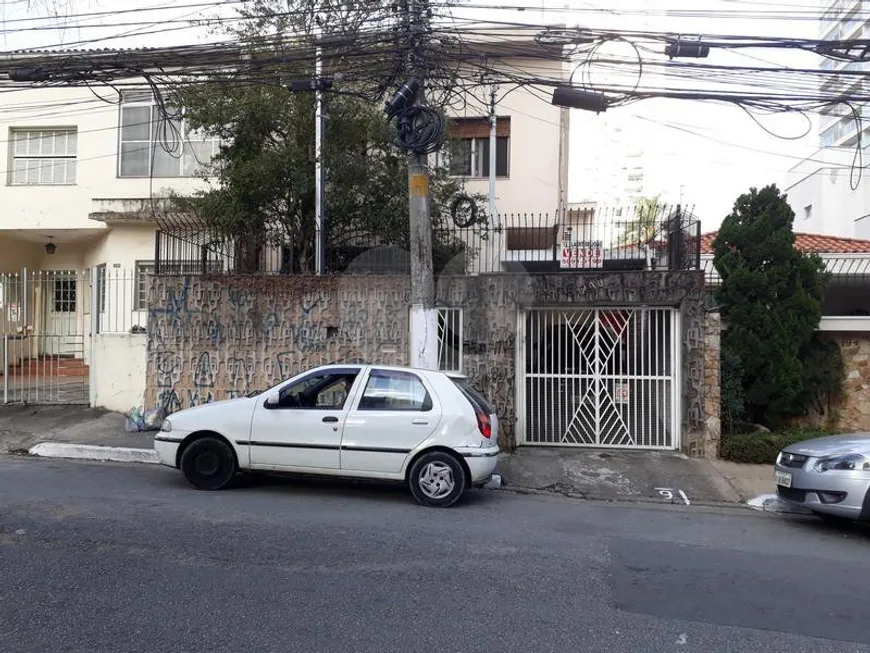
[
  {"x1": 519, "y1": 307, "x2": 680, "y2": 449},
  {"x1": 1, "y1": 269, "x2": 89, "y2": 405}
]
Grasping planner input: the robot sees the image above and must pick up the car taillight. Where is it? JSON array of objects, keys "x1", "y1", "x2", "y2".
[{"x1": 475, "y1": 407, "x2": 492, "y2": 438}]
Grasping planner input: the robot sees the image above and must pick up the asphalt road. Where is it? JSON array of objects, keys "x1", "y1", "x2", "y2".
[{"x1": 2, "y1": 458, "x2": 870, "y2": 653}]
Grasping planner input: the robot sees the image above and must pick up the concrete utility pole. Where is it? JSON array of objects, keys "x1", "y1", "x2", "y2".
[
  {"x1": 485, "y1": 80, "x2": 502, "y2": 273},
  {"x1": 488, "y1": 82, "x2": 498, "y2": 222},
  {"x1": 405, "y1": 0, "x2": 439, "y2": 370},
  {"x1": 314, "y1": 19, "x2": 325, "y2": 275}
]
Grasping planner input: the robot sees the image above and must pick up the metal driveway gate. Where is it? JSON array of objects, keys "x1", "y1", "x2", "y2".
[
  {"x1": 520, "y1": 307, "x2": 680, "y2": 449},
  {"x1": 1, "y1": 269, "x2": 89, "y2": 405}
]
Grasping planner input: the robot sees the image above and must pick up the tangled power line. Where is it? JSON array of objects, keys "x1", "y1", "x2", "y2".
[{"x1": 4, "y1": 3, "x2": 870, "y2": 185}]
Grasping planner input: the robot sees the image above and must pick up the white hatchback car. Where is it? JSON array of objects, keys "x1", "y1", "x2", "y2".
[{"x1": 154, "y1": 364, "x2": 500, "y2": 507}]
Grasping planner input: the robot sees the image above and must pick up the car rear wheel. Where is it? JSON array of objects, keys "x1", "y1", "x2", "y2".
[
  {"x1": 409, "y1": 451, "x2": 466, "y2": 508},
  {"x1": 180, "y1": 437, "x2": 236, "y2": 491}
]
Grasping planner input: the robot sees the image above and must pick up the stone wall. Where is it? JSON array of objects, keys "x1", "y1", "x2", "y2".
[
  {"x1": 827, "y1": 333, "x2": 870, "y2": 431},
  {"x1": 688, "y1": 311, "x2": 721, "y2": 459},
  {"x1": 146, "y1": 270, "x2": 716, "y2": 453}
]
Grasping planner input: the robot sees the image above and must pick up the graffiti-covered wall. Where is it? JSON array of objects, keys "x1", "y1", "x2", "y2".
[{"x1": 146, "y1": 271, "x2": 715, "y2": 452}]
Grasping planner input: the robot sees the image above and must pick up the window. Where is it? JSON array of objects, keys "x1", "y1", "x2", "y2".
[
  {"x1": 118, "y1": 91, "x2": 219, "y2": 178},
  {"x1": 10, "y1": 128, "x2": 77, "y2": 185},
  {"x1": 451, "y1": 377, "x2": 494, "y2": 415},
  {"x1": 449, "y1": 137, "x2": 509, "y2": 178},
  {"x1": 278, "y1": 371, "x2": 359, "y2": 409},
  {"x1": 135, "y1": 259, "x2": 223, "y2": 309},
  {"x1": 445, "y1": 117, "x2": 510, "y2": 178},
  {"x1": 53, "y1": 278, "x2": 76, "y2": 313},
  {"x1": 803, "y1": 204, "x2": 813, "y2": 221},
  {"x1": 135, "y1": 262, "x2": 155, "y2": 311},
  {"x1": 358, "y1": 369, "x2": 432, "y2": 411},
  {"x1": 437, "y1": 308, "x2": 463, "y2": 373}
]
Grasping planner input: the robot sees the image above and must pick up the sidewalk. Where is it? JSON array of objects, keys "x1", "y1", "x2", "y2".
[
  {"x1": 0, "y1": 405, "x2": 156, "y2": 460},
  {"x1": 0, "y1": 405, "x2": 781, "y2": 508},
  {"x1": 496, "y1": 447, "x2": 745, "y2": 505}
]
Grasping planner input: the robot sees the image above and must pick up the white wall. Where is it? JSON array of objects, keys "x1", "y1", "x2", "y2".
[
  {"x1": 785, "y1": 147, "x2": 870, "y2": 238},
  {"x1": 0, "y1": 84, "x2": 205, "y2": 233},
  {"x1": 90, "y1": 333, "x2": 147, "y2": 412},
  {"x1": 450, "y1": 58, "x2": 567, "y2": 216}
]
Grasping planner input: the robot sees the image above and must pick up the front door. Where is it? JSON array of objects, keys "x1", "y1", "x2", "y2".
[
  {"x1": 247, "y1": 367, "x2": 363, "y2": 470},
  {"x1": 42, "y1": 270, "x2": 79, "y2": 356},
  {"x1": 340, "y1": 367, "x2": 441, "y2": 475}
]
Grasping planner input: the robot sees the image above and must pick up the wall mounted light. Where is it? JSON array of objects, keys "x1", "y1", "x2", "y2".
[{"x1": 44, "y1": 238, "x2": 56, "y2": 255}]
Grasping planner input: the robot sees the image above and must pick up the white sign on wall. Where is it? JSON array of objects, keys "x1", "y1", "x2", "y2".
[
  {"x1": 560, "y1": 240, "x2": 604, "y2": 269},
  {"x1": 0, "y1": 282, "x2": 4, "y2": 309},
  {"x1": 8, "y1": 302, "x2": 20, "y2": 323}
]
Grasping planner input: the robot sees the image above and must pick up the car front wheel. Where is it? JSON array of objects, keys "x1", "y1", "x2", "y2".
[
  {"x1": 180, "y1": 436, "x2": 237, "y2": 491},
  {"x1": 409, "y1": 451, "x2": 466, "y2": 508}
]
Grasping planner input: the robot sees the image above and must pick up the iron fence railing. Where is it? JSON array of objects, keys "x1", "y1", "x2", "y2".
[{"x1": 153, "y1": 204, "x2": 703, "y2": 276}]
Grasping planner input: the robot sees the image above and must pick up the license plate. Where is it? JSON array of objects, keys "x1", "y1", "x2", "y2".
[{"x1": 775, "y1": 471, "x2": 792, "y2": 488}]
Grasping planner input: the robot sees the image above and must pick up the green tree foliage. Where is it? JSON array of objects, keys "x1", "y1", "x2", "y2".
[
  {"x1": 713, "y1": 184, "x2": 843, "y2": 427},
  {"x1": 618, "y1": 194, "x2": 663, "y2": 246},
  {"x1": 168, "y1": 0, "x2": 481, "y2": 273}
]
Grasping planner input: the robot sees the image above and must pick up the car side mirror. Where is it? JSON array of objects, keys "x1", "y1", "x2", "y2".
[{"x1": 264, "y1": 390, "x2": 280, "y2": 407}]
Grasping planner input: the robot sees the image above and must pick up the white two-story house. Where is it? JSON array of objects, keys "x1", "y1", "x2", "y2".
[{"x1": 0, "y1": 28, "x2": 571, "y2": 411}]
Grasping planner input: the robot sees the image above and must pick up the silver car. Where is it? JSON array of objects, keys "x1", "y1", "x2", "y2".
[{"x1": 774, "y1": 433, "x2": 870, "y2": 522}]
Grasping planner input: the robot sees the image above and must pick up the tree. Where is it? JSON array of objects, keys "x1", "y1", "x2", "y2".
[
  {"x1": 713, "y1": 184, "x2": 843, "y2": 427},
  {"x1": 618, "y1": 194, "x2": 662, "y2": 246},
  {"x1": 165, "y1": 0, "x2": 481, "y2": 273}
]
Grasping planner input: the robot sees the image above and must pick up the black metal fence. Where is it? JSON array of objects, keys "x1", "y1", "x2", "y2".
[{"x1": 154, "y1": 204, "x2": 702, "y2": 276}]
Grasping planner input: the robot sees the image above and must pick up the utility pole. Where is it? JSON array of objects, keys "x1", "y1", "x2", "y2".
[
  {"x1": 314, "y1": 18, "x2": 325, "y2": 275},
  {"x1": 488, "y1": 82, "x2": 498, "y2": 222},
  {"x1": 405, "y1": 0, "x2": 438, "y2": 370},
  {"x1": 487, "y1": 80, "x2": 501, "y2": 273}
]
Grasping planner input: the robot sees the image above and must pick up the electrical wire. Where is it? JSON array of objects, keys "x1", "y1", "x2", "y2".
[{"x1": 9, "y1": 5, "x2": 870, "y2": 194}]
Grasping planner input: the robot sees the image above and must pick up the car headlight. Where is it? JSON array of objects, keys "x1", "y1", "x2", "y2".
[
  {"x1": 160, "y1": 419, "x2": 172, "y2": 433},
  {"x1": 814, "y1": 453, "x2": 870, "y2": 472}
]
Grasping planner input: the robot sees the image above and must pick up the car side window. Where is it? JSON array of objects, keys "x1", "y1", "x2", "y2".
[
  {"x1": 278, "y1": 372, "x2": 358, "y2": 410},
  {"x1": 357, "y1": 370, "x2": 433, "y2": 412}
]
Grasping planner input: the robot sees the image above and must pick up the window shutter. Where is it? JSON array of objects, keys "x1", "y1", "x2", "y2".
[{"x1": 449, "y1": 116, "x2": 511, "y2": 139}]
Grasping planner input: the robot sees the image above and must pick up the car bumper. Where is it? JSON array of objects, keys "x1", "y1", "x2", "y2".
[
  {"x1": 154, "y1": 435, "x2": 183, "y2": 468},
  {"x1": 456, "y1": 445, "x2": 500, "y2": 484},
  {"x1": 774, "y1": 462, "x2": 870, "y2": 519}
]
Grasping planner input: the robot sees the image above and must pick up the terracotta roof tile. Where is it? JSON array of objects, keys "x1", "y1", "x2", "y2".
[{"x1": 700, "y1": 231, "x2": 870, "y2": 255}]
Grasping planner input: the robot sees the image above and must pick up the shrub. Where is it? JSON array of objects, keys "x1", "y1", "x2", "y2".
[{"x1": 720, "y1": 428, "x2": 833, "y2": 465}]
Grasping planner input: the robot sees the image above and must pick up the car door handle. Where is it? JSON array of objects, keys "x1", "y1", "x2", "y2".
[
  {"x1": 412, "y1": 419, "x2": 429, "y2": 425},
  {"x1": 322, "y1": 416, "x2": 339, "y2": 423}
]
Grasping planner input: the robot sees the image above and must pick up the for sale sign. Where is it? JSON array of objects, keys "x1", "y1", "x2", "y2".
[{"x1": 560, "y1": 240, "x2": 604, "y2": 268}]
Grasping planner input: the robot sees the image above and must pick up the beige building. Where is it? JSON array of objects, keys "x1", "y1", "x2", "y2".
[{"x1": 0, "y1": 32, "x2": 571, "y2": 412}]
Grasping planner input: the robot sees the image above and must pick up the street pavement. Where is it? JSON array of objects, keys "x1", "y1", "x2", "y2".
[{"x1": 1, "y1": 457, "x2": 870, "y2": 653}]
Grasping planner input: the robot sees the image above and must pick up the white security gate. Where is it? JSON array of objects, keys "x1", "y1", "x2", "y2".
[
  {"x1": 1, "y1": 269, "x2": 89, "y2": 405},
  {"x1": 520, "y1": 307, "x2": 680, "y2": 449}
]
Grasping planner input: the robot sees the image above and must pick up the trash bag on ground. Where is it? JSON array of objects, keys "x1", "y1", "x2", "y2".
[
  {"x1": 143, "y1": 406, "x2": 167, "y2": 431},
  {"x1": 124, "y1": 406, "x2": 147, "y2": 432}
]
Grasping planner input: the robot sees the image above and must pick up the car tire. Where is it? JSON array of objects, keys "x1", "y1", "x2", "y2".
[
  {"x1": 180, "y1": 437, "x2": 237, "y2": 491},
  {"x1": 408, "y1": 451, "x2": 466, "y2": 508}
]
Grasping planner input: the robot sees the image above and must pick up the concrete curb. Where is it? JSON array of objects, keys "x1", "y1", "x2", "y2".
[{"x1": 28, "y1": 442, "x2": 159, "y2": 465}]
